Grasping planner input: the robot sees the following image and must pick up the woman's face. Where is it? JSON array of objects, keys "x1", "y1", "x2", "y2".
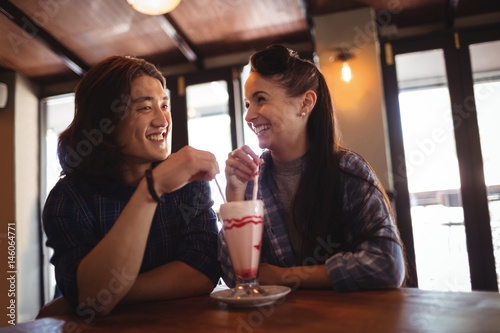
[
  {"x1": 114, "y1": 75, "x2": 172, "y2": 169},
  {"x1": 244, "y1": 72, "x2": 310, "y2": 161}
]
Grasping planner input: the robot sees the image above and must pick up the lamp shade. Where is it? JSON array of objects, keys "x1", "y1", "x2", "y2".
[{"x1": 127, "y1": 0, "x2": 181, "y2": 15}]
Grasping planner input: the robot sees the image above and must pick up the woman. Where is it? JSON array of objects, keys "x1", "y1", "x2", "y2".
[
  {"x1": 43, "y1": 55, "x2": 221, "y2": 316},
  {"x1": 218, "y1": 44, "x2": 406, "y2": 291}
]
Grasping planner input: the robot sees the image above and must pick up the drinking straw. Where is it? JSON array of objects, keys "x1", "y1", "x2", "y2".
[
  {"x1": 214, "y1": 177, "x2": 227, "y2": 203},
  {"x1": 252, "y1": 166, "x2": 259, "y2": 201}
]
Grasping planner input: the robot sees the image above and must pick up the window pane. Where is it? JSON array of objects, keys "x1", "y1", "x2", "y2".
[
  {"x1": 470, "y1": 40, "x2": 500, "y2": 291},
  {"x1": 396, "y1": 50, "x2": 471, "y2": 291},
  {"x1": 186, "y1": 81, "x2": 232, "y2": 212},
  {"x1": 41, "y1": 93, "x2": 75, "y2": 302}
]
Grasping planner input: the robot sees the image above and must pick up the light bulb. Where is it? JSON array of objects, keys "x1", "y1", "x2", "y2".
[
  {"x1": 341, "y1": 62, "x2": 352, "y2": 83},
  {"x1": 127, "y1": 0, "x2": 181, "y2": 15}
]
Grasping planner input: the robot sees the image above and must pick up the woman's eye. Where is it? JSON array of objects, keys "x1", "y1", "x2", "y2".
[
  {"x1": 244, "y1": 101, "x2": 250, "y2": 109},
  {"x1": 161, "y1": 104, "x2": 169, "y2": 110},
  {"x1": 257, "y1": 96, "x2": 265, "y2": 102}
]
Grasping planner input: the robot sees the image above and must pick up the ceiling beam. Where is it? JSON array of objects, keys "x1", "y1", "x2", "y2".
[
  {"x1": 0, "y1": 1, "x2": 88, "y2": 76},
  {"x1": 301, "y1": 0, "x2": 317, "y2": 59},
  {"x1": 156, "y1": 14, "x2": 203, "y2": 69},
  {"x1": 445, "y1": 0, "x2": 460, "y2": 29}
]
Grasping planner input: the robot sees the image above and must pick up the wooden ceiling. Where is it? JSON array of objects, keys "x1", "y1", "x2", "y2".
[{"x1": 1, "y1": 0, "x2": 499, "y2": 85}]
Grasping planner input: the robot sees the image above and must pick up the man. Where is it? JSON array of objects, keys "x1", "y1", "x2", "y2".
[{"x1": 43, "y1": 55, "x2": 221, "y2": 316}]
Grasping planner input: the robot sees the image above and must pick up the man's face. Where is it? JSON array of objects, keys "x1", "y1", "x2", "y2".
[{"x1": 114, "y1": 75, "x2": 172, "y2": 168}]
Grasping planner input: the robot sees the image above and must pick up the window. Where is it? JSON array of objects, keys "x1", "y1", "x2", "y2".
[
  {"x1": 381, "y1": 27, "x2": 500, "y2": 291},
  {"x1": 40, "y1": 93, "x2": 75, "y2": 302}
]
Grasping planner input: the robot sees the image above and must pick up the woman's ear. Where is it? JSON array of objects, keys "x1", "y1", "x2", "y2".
[{"x1": 301, "y1": 90, "x2": 317, "y2": 114}]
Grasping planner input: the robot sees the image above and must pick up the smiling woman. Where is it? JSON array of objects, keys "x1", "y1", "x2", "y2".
[
  {"x1": 41, "y1": 55, "x2": 222, "y2": 316},
  {"x1": 218, "y1": 44, "x2": 407, "y2": 292}
]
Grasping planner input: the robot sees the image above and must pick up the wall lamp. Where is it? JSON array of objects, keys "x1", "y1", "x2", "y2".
[
  {"x1": 330, "y1": 48, "x2": 354, "y2": 83},
  {"x1": 127, "y1": 0, "x2": 181, "y2": 15}
]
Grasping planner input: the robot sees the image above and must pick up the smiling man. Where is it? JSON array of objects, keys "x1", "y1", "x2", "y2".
[{"x1": 42, "y1": 56, "x2": 221, "y2": 316}]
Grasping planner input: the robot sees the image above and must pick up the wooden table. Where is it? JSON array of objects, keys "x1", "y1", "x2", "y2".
[{"x1": 1, "y1": 288, "x2": 499, "y2": 332}]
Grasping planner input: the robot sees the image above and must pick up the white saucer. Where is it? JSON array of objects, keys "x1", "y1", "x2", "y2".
[{"x1": 210, "y1": 285, "x2": 291, "y2": 308}]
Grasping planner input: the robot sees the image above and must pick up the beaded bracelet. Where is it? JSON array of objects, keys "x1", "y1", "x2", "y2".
[{"x1": 145, "y1": 168, "x2": 160, "y2": 202}]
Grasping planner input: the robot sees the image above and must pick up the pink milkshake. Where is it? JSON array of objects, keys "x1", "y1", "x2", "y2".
[{"x1": 220, "y1": 200, "x2": 264, "y2": 281}]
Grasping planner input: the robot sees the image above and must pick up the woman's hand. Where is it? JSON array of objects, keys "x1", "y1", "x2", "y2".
[{"x1": 225, "y1": 145, "x2": 261, "y2": 201}]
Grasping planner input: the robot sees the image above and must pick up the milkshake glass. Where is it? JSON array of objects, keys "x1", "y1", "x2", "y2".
[{"x1": 219, "y1": 200, "x2": 266, "y2": 297}]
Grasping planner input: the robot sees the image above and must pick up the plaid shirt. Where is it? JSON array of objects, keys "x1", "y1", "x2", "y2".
[
  {"x1": 43, "y1": 176, "x2": 220, "y2": 307},
  {"x1": 218, "y1": 149, "x2": 405, "y2": 291}
]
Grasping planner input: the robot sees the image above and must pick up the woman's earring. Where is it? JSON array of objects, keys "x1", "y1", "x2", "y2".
[{"x1": 300, "y1": 112, "x2": 306, "y2": 117}]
